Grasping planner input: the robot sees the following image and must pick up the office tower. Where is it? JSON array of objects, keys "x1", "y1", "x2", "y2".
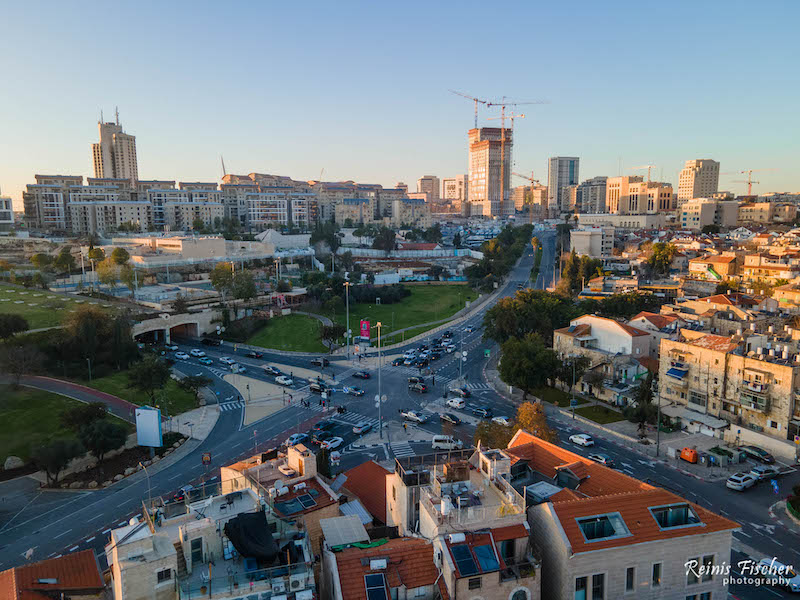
[
  {"x1": 678, "y1": 159, "x2": 720, "y2": 202},
  {"x1": 416, "y1": 176, "x2": 440, "y2": 203},
  {"x1": 441, "y1": 175, "x2": 468, "y2": 211},
  {"x1": 511, "y1": 186, "x2": 528, "y2": 211},
  {"x1": 606, "y1": 176, "x2": 674, "y2": 215},
  {"x1": 575, "y1": 176, "x2": 608, "y2": 213},
  {"x1": 547, "y1": 157, "x2": 579, "y2": 217},
  {"x1": 91, "y1": 110, "x2": 138, "y2": 181},
  {"x1": 468, "y1": 127, "x2": 513, "y2": 217},
  {"x1": 396, "y1": 182, "x2": 408, "y2": 195}
]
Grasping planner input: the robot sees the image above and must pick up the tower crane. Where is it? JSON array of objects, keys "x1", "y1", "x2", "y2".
[
  {"x1": 448, "y1": 90, "x2": 489, "y2": 129},
  {"x1": 733, "y1": 169, "x2": 769, "y2": 196},
  {"x1": 630, "y1": 164, "x2": 657, "y2": 182},
  {"x1": 513, "y1": 171, "x2": 542, "y2": 224}
]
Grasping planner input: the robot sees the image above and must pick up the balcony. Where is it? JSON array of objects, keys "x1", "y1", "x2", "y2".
[
  {"x1": 178, "y1": 560, "x2": 313, "y2": 600},
  {"x1": 500, "y1": 559, "x2": 539, "y2": 583},
  {"x1": 740, "y1": 391, "x2": 770, "y2": 413},
  {"x1": 743, "y1": 380, "x2": 769, "y2": 394}
]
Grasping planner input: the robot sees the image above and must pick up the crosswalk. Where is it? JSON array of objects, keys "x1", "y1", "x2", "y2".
[
  {"x1": 464, "y1": 383, "x2": 492, "y2": 391},
  {"x1": 218, "y1": 400, "x2": 244, "y2": 412},
  {"x1": 389, "y1": 441, "x2": 415, "y2": 458}
]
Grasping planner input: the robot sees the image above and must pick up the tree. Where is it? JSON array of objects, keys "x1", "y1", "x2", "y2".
[
  {"x1": 53, "y1": 247, "x2": 76, "y2": 273},
  {"x1": 338, "y1": 251, "x2": 355, "y2": 272},
  {"x1": 276, "y1": 279, "x2": 292, "y2": 292},
  {"x1": 372, "y1": 227, "x2": 396, "y2": 253},
  {"x1": 32, "y1": 439, "x2": 85, "y2": 485},
  {"x1": 498, "y1": 333, "x2": 559, "y2": 401},
  {"x1": 178, "y1": 375, "x2": 213, "y2": 404},
  {"x1": 427, "y1": 265, "x2": 445, "y2": 281},
  {"x1": 484, "y1": 289, "x2": 579, "y2": 345},
  {"x1": 96, "y1": 257, "x2": 119, "y2": 287},
  {"x1": 423, "y1": 224, "x2": 443, "y2": 243},
  {"x1": 210, "y1": 262, "x2": 234, "y2": 302},
  {"x1": 119, "y1": 264, "x2": 136, "y2": 295},
  {"x1": 0, "y1": 314, "x2": 29, "y2": 339},
  {"x1": 324, "y1": 295, "x2": 344, "y2": 316},
  {"x1": 231, "y1": 270, "x2": 257, "y2": 300},
  {"x1": 701, "y1": 224, "x2": 721, "y2": 235},
  {"x1": 628, "y1": 372, "x2": 657, "y2": 438},
  {"x1": 555, "y1": 355, "x2": 591, "y2": 397},
  {"x1": 515, "y1": 402, "x2": 557, "y2": 443},
  {"x1": 319, "y1": 323, "x2": 346, "y2": 353},
  {"x1": 173, "y1": 294, "x2": 189, "y2": 313},
  {"x1": 61, "y1": 402, "x2": 107, "y2": 433},
  {"x1": 582, "y1": 370, "x2": 606, "y2": 392},
  {"x1": 30, "y1": 253, "x2": 53, "y2": 270},
  {"x1": 0, "y1": 259, "x2": 14, "y2": 274},
  {"x1": 110, "y1": 247, "x2": 131, "y2": 265},
  {"x1": 474, "y1": 421, "x2": 514, "y2": 449},
  {"x1": 453, "y1": 232, "x2": 462, "y2": 249},
  {"x1": 0, "y1": 344, "x2": 44, "y2": 386},
  {"x1": 110, "y1": 313, "x2": 137, "y2": 370},
  {"x1": 127, "y1": 355, "x2": 172, "y2": 405},
  {"x1": 647, "y1": 242, "x2": 676, "y2": 276},
  {"x1": 87, "y1": 247, "x2": 105, "y2": 261},
  {"x1": 192, "y1": 218, "x2": 206, "y2": 231},
  {"x1": 63, "y1": 305, "x2": 107, "y2": 362},
  {"x1": 79, "y1": 419, "x2": 128, "y2": 463}
]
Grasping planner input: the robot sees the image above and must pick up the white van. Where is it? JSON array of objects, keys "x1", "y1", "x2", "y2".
[
  {"x1": 432, "y1": 435, "x2": 463, "y2": 450},
  {"x1": 446, "y1": 397, "x2": 465, "y2": 409}
]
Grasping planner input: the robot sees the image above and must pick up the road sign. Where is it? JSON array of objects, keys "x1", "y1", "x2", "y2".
[
  {"x1": 462, "y1": 351, "x2": 467, "y2": 357},
  {"x1": 771, "y1": 479, "x2": 780, "y2": 495},
  {"x1": 484, "y1": 349, "x2": 491, "y2": 358},
  {"x1": 570, "y1": 399, "x2": 579, "y2": 407},
  {"x1": 795, "y1": 435, "x2": 800, "y2": 445},
  {"x1": 202, "y1": 452, "x2": 211, "y2": 465}
]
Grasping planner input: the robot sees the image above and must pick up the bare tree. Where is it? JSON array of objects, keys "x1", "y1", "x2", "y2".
[{"x1": 0, "y1": 344, "x2": 45, "y2": 386}]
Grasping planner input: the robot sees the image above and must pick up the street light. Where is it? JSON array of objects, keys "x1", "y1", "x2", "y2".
[
  {"x1": 344, "y1": 281, "x2": 351, "y2": 360},
  {"x1": 246, "y1": 383, "x2": 251, "y2": 404},
  {"x1": 139, "y1": 461, "x2": 152, "y2": 509},
  {"x1": 377, "y1": 321, "x2": 383, "y2": 439},
  {"x1": 86, "y1": 357, "x2": 92, "y2": 382}
]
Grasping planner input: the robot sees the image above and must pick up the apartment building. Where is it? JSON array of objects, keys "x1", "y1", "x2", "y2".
[
  {"x1": 391, "y1": 197, "x2": 432, "y2": 228},
  {"x1": 605, "y1": 176, "x2": 674, "y2": 215},
  {"x1": 659, "y1": 292, "x2": 783, "y2": 338},
  {"x1": 741, "y1": 253, "x2": 800, "y2": 283},
  {"x1": 442, "y1": 175, "x2": 468, "y2": 209},
  {"x1": 417, "y1": 175, "x2": 440, "y2": 203},
  {"x1": 335, "y1": 197, "x2": 375, "y2": 225},
  {"x1": 514, "y1": 430, "x2": 737, "y2": 600},
  {"x1": 687, "y1": 254, "x2": 740, "y2": 281},
  {"x1": 627, "y1": 311, "x2": 683, "y2": 358},
  {"x1": 468, "y1": 127, "x2": 513, "y2": 217},
  {"x1": 69, "y1": 186, "x2": 151, "y2": 234},
  {"x1": 577, "y1": 213, "x2": 667, "y2": 230},
  {"x1": 0, "y1": 194, "x2": 15, "y2": 231},
  {"x1": 679, "y1": 199, "x2": 738, "y2": 231},
  {"x1": 569, "y1": 226, "x2": 614, "y2": 258},
  {"x1": 735, "y1": 201, "x2": 796, "y2": 225},
  {"x1": 575, "y1": 176, "x2": 607, "y2": 214},
  {"x1": 678, "y1": 159, "x2": 720, "y2": 203},
  {"x1": 91, "y1": 113, "x2": 138, "y2": 181},
  {"x1": 245, "y1": 190, "x2": 318, "y2": 230},
  {"x1": 512, "y1": 185, "x2": 529, "y2": 211},
  {"x1": 547, "y1": 156, "x2": 579, "y2": 217},
  {"x1": 23, "y1": 174, "x2": 84, "y2": 231}
]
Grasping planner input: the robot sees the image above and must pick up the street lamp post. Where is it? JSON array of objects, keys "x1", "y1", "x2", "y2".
[
  {"x1": 377, "y1": 321, "x2": 383, "y2": 439},
  {"x1": 246, "y1": 383, "x2": 251, "y2": 404},
  {"x1": 139, "y1": 461, "x2": 151, "y2": 510},
  {"x1": 86, "y1": 357, "x2": 92, "y2": 382},
  {"x1": 345, "y1": 281, "x2": 351, "y2": 360}
]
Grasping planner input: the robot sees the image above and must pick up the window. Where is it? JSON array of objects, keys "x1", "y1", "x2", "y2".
[
  {"x1": 468, "y1": 577, "x2": 481, "y2": 590},
  {"x1": 687, "y1": 557, "x2": 700, "y2": 584},
  {"x1": 510, "y1": 591, "x2": 528, "y2": 600},
  {"x1": 574, "y1": 576, "x2": 587, "y2": 600},
  {"x1": 365, "y1": 574, "x2": 388, "y2": 600},
  {"x1": 577, "y1": 513, "x2": 631, "y2": 542},
  {"x1": 702, "y1": 555, "x2": 714, "y2": 582},
  {"x1": 652, "y1": 563, "x2": 662, "y2": 587},
  {"x1": 414, "y1": 587, "x2": 426, "y2": 597},
  {"x1": 190, "y1": 538, "x2": 203, "y2": 564},
  {"x1": 701, "y1": 593, "x2": 711, "y2": 600},
  {"x1": 650, "y1": 503, "x2": 701, "y2": 529},
  {"x1": 156, "y1": 568, "x2": 171, "y2": 583},
  {"x1": 591, "y1": 573, "x2": 605, "y2": 600},
  {"x1": 392, "y1": 486, "x2": 396, "y2": 501},
  {"x1": 625, "y1": 567, "x2": 635, "y2": 592}
]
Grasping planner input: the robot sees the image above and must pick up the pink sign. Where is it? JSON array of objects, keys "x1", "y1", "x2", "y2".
[{"x1": 360, "y1": 320, "x2": 370, "y2": 339}]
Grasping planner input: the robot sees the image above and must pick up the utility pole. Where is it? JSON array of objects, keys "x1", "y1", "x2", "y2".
[
  {"x1": 345, "y1": 281, "x2": 351, "y2": 360},
  {"x1": 139, "y1": 462, "x2": 152, "y2": 510},
  {"x1": 86, "y1": 357, "x2": 92, "y2": 382},
  {"x1": 571, "y1": 359, "x2": 576, "y2": 419},
  {"x1": 377, "y1": 322, "x2": 383, "y2": 439}
]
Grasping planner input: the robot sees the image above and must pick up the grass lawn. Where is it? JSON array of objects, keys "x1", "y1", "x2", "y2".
[
  {"x1": 247, "y1": 313, "x2": 328, "y2": 354},
  {"x1": 328, "y1": 285, "x2": 478, "y2": 340},
  {"x1": 533, "y1": 386, "x2": 587, "y2": 407},
  {"x1": 574, "y1": 404, "x2": 624, "y2": 424},
  {"x1": 78, "y1": 371, "x2": 198, "y2": 417},
  {"x1": 0, "y1": 385, "x2": 131, "y2": 464},
  {"x1": 0, "y1": 283, "x2": 112, "y2": 329}
]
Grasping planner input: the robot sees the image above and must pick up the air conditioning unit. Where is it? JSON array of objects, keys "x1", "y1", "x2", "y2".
[
  {"x1": 271, "y1": 579, "x2": 286, "y2": 594},
  {"x1": 289, "y1": 574, "x2": 305, "y2": 590},
  {"x1": 370, "y1": 559, "x2": 387, "y2": 570},
  {"x1": 293, "y1": 482, "x2": 307, "y2": 492},
  {"x1": 268, "y1": 488, "x2": 278, "y2": 498}
]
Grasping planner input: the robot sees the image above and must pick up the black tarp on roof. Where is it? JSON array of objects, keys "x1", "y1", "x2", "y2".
[{"x1": 223, "y1": 511, "x2": 278, "y2": 562}]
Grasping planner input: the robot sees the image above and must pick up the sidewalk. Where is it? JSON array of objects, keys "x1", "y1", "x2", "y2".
[{"x1": 769, "y1": 499, "x2": 800, "y2": 537}]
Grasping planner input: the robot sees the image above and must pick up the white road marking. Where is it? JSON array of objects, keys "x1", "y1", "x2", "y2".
[
  {"x1": 102, "y1": 528, "x2": 112, "y2": 534},
  {"x1": 735, "y1": 530, "x2": 752, "y2": 538},
  {"x1": 68, "y1": 545, "x2": 79, "y2": 552},
  {"x1": 53, "y1": 529, "x2": 73, "y2": 539},
  {"x1": 85, "y1": 536, "x2": 95, "y2": 543},
  {"x1": 87, "y1": 513, "x2": 105, "y2": 522}
]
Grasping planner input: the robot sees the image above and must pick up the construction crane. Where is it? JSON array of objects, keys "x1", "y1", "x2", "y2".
[
  {"x1": 734, "y1": 169, "x2": 767, "y2": 196},
  {"x1": 488, "y1": 113, "x2": 524, "y2": 171},
  {"x1": 512, "y1": 171, "x2": 542, "y2": 224},
  {"x1": 449, "y1": 90, "x2": 490, "y2": 128},
  {"x1": 630, "y1": 164, "x2": 657, "y2": 182}
]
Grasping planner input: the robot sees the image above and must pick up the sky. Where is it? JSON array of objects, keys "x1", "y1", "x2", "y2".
[{"x1": 1, "y1": 0, "x2": 799, "y2": 208}]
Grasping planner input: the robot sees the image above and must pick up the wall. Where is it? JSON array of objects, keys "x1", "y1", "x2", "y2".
[{"x1": 724, "y1": 426, "x2": 799, "y2": 461}]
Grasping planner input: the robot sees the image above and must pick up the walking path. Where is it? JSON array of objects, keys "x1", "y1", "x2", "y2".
[{"x1": 294, "y1": 311, "x2": 333, "y2": 326}]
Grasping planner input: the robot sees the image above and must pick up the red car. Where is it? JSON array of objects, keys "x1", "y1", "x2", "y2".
[{"x1": 353, "y1": 371, "x2": 371, "y2": 379}]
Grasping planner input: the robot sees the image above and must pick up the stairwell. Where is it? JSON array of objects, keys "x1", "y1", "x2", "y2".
[{"x1": 173, "y1": 541, "x2": 188, "y2": 579}]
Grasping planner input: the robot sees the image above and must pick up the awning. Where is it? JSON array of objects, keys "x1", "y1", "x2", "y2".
[
  {"x1": 660, "y1": 405, "x2": 728, "y2": 429},
  {"x1": 666, "y1": 367, "x2": 688, "y2": 380},
  {"x1": 223, "y1": 511, "x2": 278, "y2": 562}
]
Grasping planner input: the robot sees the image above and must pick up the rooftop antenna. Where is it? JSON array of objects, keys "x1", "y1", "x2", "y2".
[
  {"x1": 220, "y1": 155, "x2": 227, "y2": 177},
  {"x1": 115, "y1": 106, "x2": 120, "y2": 126},
  {"x1": 100, "y1": 109, "x2": 104, "y2": 123}
]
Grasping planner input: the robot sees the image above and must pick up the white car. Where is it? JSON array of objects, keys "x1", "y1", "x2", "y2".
[
  {"x1": 219, "y1": 356, "x2": 235, "y2": 365},
  {"x1": 353, "y1": 421, "x2": 372, "y2": 435},
  {"x1": 726, "y1": 472, "x2": 757, "y2": 491},
  {"x1": 275, "y1": 375, "x2": 294, "y2": 386},
  {"x1": 175, "y1": 351, "x2": 190, "y2": 360},
  {"x1": 757, "y1": 558, "x2": 800, "y2": 592},
  {"x1": 321, "y1": 436, "x2": 344, "y2": 450},
  {"x1": 446, "y1": 397, "x2": 466, "y2": 409},
  {"x1": 445, "y1": 345, "x2": 456, "y2": 353},
  {"x1": 569, "y1": 434, "x2": 595, "y2": 447},
  {"x1": 750, "y1": 465, "x2": 781, "y2": 481},
  {"x1": 285, "y1": 433, "x2": 308, "y2": 447},
  {"x1": 190, "y1": 349, "x2": 206, "y2": 357},
  {"x1": 492, "y1": 416, "x2": 512, "y2": 426}
]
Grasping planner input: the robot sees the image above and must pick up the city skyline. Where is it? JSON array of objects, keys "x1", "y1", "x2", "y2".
[{"x1": 1, "y1": 1, "x2": 798, "y2": 208}]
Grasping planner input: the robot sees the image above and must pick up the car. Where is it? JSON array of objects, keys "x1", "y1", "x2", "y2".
[
  {"x1": 391, "y1": 357, "x2": 404, "y2": 366},
  {"x1": 431, "y1": 337, "x2": 442, "y2": 345},
  {"x1": 492, "y1": 416, "x2": 512, "y2": 426},
  {"x1": 726, "y1": 472, "x2": 757, "y2": 491},
  {"x1": 450, "y1": 387, "x2": 471, "y2": 398},
  {"x1": 442, "y1": 331, "x2": 453, "y2": 339},
  {"x1": 430, "y1": 352, "x2": 441, "y2": 361},
  {"x1": 418, "y1": 345, "x2": 429, "y2": 352},
  {"x1": 201, "y1": 338, "x2": 221, "y2": 346},
  {"x1": 446, "y1": 397, "x2": 466, "y2": 409},
  {"x1": 309, "y1": 382, "x2": 327, "y2": 394},
  {"x1": 175, "y1": 351, "x2": 190, "y2": 360},
  {"x1": 445, "y1": 345, "x2": 456, "y2": 353},
  {"x1": 738, "y1": 445, "x2": 775, "y2": 464},
  {"x1": 409, "y1": 382, "x2": 428, "y2": 394},
  {"x1": 756, "y1": 558, "x2": 800, "y2": 592},
  {"x1": 432, "y1": 435, "x2": 463, "y2": 450},
  {"x1": 277, "y1": 464, "x2": 296, "y2": 477},
  {"x1": 219, "y1": 356, "x2": 235, "y2": 365},
  {"x1": 343, "y1": 386, "x2": 365, "y2": 396},
  {"x1": 353, "y1": 371, "x2": 371, "y2": 379},
  {"x1": 440, "y1": 413, "x2": 462, "y2": 425},
  {"x1": 313, "y1": 420, "x2": 335, "y2": 432},
  {"x1": 412, "y1": 359, "x2": 429, "y2": 368},
  {"x1": 587, "y1": 453, "x2": 615, "y2": 467},
  {"x1": 232, "y1": 365, "x2": 247, "y2": 374},
  {"x1": 311, "y1": 357, "x2": 330, "y2": 367},
  {"x1": 172, "y1": 484, "x2": 195, "y2": 502},
  {"x1": 353, "y1": 421, "x2": 372, "y2": 435},
  {"x1": 263, "y1": 365, "x2": 282, "y2": 376},
  {"x1": 164, "y1": 344, "x2": 179, "y2": 351},
  {"x1": 516, "y1": 283, "x2": 524, "y2": 289},
  {"x1": 245, "y1": 351, "x2": 264, "y2": 359},
  {"x1": 408, "y1": 376, "x2": 425, "y2": 384},
  {"x1": 464, "y1": 325, "x2": 475, "y2": 333},
  {"x1": 321, "y1": 436, "x2": 344, "y2": 450},
  {"x1": 285, "y1": 433, "x2": 309, "y2": 447},
  {"x1": 189, "y1": 349, "x2": 206, "y2": 357},
  {"x1": 404, "y1": 357, "x2": 415, "y2": 365},
  {"x1": 400, "y1": 409, "x2": 428, "y2": 423},
  {"x1": 403, "y1": 350, "x2": 417, "y2": 359},
  {"x1": 275, "y1": 375, "x2": 294, "y2": 386},
  {"x1": 312, "y1": 430, "x2": 332, "y2": 444},
  {"x1": 569, "y1": 433, "x2": 595, "y2": 447},
  {"x1": 472, "y1": 406, "x2": 493, "y2": 419},
  {"x1": 198, "y1": 357, "x2": 213, "y2": 365},
  {"x1": 750, "y1": 465, "x2": 781, "y2": 481}
]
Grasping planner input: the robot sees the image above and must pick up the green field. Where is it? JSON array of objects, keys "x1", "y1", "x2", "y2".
[
  {"x1": 78, "y1": 371, "x2": 198, "y2": 416},
  {"x1": 533, "y1": 387, "x2": 587, "y2": 407},
  {"x1": 0, "y1": 385, "x2": 131, "y2": 463},
  {"x1": 329, "y1": 285, "x2": 477, "y2": 340},
  {"x1": 0, "y1": 283, "x2": 111, "y2": 329},
  {"x1": 574, "y1": 404, "x2": 625, "y2": 424},
  {"x1": 247, "y1": 313, "x2": 328, "y2": 353}
]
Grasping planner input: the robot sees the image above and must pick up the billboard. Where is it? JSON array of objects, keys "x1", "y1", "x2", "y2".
[
  {"x1": 135, "y1": 407, "x2": 163, "y2": 447},
  {"x1": 360, "y1": 320, "x2": 370, "y2": 339}
]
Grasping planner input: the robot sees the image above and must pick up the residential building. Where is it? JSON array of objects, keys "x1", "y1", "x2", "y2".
[
  {"x1": 391, "y1": 197, "x2": 432, "y2": 228},
  {"x1": 0, "y1": 550, "x2": 104, "y2": 600},
  {"x1": 23, "y1": 174, "x2": 84, "y2": 231},
  {"x1": 575, "y1": 176, "x2": 607, "y2": 214},
  {"x1": 741, "y1": 253, "x2": 800, "y2": 284},
  {"x1": 245, "y1": 189, "x2": 318, "y2": 230},
  {"x1": 737, "y1": 202, "x2": 774, "y2": 225},
  {"x1": 679, "y1": 199, "x2": 738, "y2": 231},
  {"x1": 0, "y1": 192, "x2": 14, "y2": 231},
  {"x1": 337, "y1": 460, "x2": 391, "y2": 526},
  {"x1": 605, "y1": 176, "x2": 674, "y2": 215},
  {"x1": 678, "y1": 159, "x2": 720, "y2": 203},
  {"x1": 91, "y1": 112, "x2": 138, "y2": 181},
  {"x1": 511, "y1": 185, "x2": 529, "y2": 211},
  {"x1": 569, "y1": 226, "x2": 614, "y2": 258},
  {"x1": 530, "y1": 185, "x2": 548, "y2": 219},
  {"x1": 627, "y1": 311, "x2": 683, "y2": 358},
  {"x1": 396, "y1": 181, "x2": 409, "y2": 195},
  {"x1": 659, "y1": 292, "x2": 781, "y2": 337},
  {"x1": 577, "y1": 213, "x2": 667, "y2": 230},
  {"x1": 68, "y1": 186, "x2": 150, "y2": 234},
  {"x1": 514, "y1": 430, "x2": 738, "y2": 600},
  {"x1": 441, "y1": 175, "x2": 468, "y2": 209},
  {"x1": 417, "y1": 176, "x2": 440, "y2": 203},
  {"x1": 547, "y1": 156, "x2": 579, "y2": 217},
  {"x1": 468, "y1": 127, "x2": 513, "y2": 217},
  {"x1": 688, "y1": 254, "x2": 740, "y2": 281},
  {"x1": 335, "y1": 197, "x2": 375, "y2": 225}
]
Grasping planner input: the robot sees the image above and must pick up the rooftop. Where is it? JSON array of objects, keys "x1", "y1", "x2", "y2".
[
  {"x1": 0, "y1": 551, "x2": 103, "y2": 600},
  {"x1": 340, "y1": 460, "x2": 391, "y2": 524}
]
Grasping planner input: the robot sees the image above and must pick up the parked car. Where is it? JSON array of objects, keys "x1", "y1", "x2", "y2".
[
  {"x1": 726, "y1": 472, "x2": 757, "y2": 491},
  {"x1": 245, "y1": 351, "x2": 264, "y2": 359},
  {"x1": 321, "y1": 437, "x2": 344, "y2": 450},
  {"x1": 440, "y1": 413, "x2": 462, "y2": 425},
  {"x1": 172, "y1": 484, "x2": 194, "y2": 502},
  {"x1": 285, "y1": 433, "x2": 309, "y2": 447},
  {"x1": 450, "y1": 387, "x2": 471, "y2": 398},
  {"x1": 275, "y1": 375, "x2": 294, "y2": 386},
  {"x1": 201, "y1": 338, "x2": 222, "y2": 346},
  {"x1": 569, "y1": 433, "x2": 595, "y2": 447},
  {"x1": 311, "y1": 357, "x2": 330, "y2": 367},
  {"x1": 343, "y1": 386, "x2": 364, "y2": 396},
  {"x1": 353, "y1": 371, "x2": 371, "y2": 379},
  {"x1": 750, "y1": 465, "x2": 781, "y2": 481},
  {"x1": 263, "y1": 365, "x2": 282, "y2": 376},
  {"x1": 198, "y1": 357, "x2": 213, "y2": 365},
  {"x1": 175, "y1": 351, "x2": 190, "y2": 360},
  {"x1": 756, "y1": 558, "x2": 800, "y2": 592},
  {"x1": 219, "y1": 356, "x2": 235, "y2": 365},
  {"x1": 587, "y1": 453, "x2": 615, "y2": 468},
  {"x1": 313, "y1": 420, "x2": 335, "y2": 432},
  {"x1": 738, "y1": 445, "x2": 775, "y2": 464},
  {"x1": 353, "y1": 421, "x2": 372, "y2": 435},
  {"x1": 189, "y1": 349, "x2": 206, "y2": 357},
  {"x1": 446, "y1": 398, "x2": 466, "y2": 409},
  {"x1": 409, "y1": 382, "x2": 428, "y2": 394},
  {"x1": 492, "y1": 416, "x2": 512, "y2": 426},
  {"x1": 164, "y1": 344, "x2": 178, "y2": 351},
  {"x1": 391, "y1": 358, "x2": 404, "y2": 366},
  {"x1": 432, "y1": 435, "x2": 463, "y2": 450},
  {"x1": 472, "y1": 406, "x2": 493, "y2": 419}
]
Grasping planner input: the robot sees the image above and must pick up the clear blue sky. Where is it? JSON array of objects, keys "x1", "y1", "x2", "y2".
[{"x1": 2, "y1": 1, "x2": 798, "y2": 208}]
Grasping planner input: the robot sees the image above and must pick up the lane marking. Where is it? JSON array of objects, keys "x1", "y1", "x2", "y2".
[
  {"x1": 53, "y1": 529, "x2": 72, "y2": 539},
  {"x1": 85, "y1": 536, "x2": 95, "y2": 543},
  {"x1": 68, "y1": 546, "x2": 79, "y2": 552}
]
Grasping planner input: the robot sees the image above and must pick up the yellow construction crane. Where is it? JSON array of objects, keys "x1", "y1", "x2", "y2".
[
  {"x1": 513, "y1": 171, "x2": 542, "y2": 224},
  {"x1": 449, "y1": 90, "x2": 490, "y2": 128}
]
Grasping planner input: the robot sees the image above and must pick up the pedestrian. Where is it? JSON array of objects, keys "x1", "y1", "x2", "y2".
[
  {"x1": 403, "y1": 422, "x2": 408, "y2": 433},
  {"x1": 318, "y1": 397, "x2": 322, "y2": 406},
  {"x1": 432, "y1": 375, "x2": 436, "y2": 386}
]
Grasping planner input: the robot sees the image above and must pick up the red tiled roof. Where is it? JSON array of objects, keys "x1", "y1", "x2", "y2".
[
  {"x1": 554, "y1": 323, "x2": 591, "y2": 338},
  {"x1": 637, "y1": 356, "x2": 660, "y2": 374},
  {"x1": 0, "y1": 550, "x2": 103, "y2": 600},
  {"x1": 557, "y1": 461, "x2": 589, "y2": 480},
  {"x1": 491, "y1": 524, "x2": 529, "y2": 541},
  {"x1": 342, "y1": 460, "x2": 391, "y2": 524},
  {"x1": 689, "y1": 255, "x2": 736, "y2": 264},
  {"x1": 336, "y1": 538, "x2": 447, "y2": 600},
  {"x1": 699, "y1": 293, "x2": 758, "y2": 307},
  {"x1": 272, "y1": 477, "x2": 338, "y2": 517},
  {"x1": 629, "y1": 312, "x2": 678, "y2": 330},
  {"x1": 683, "y1": 333, "x2": 740, "y2": 353}
]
